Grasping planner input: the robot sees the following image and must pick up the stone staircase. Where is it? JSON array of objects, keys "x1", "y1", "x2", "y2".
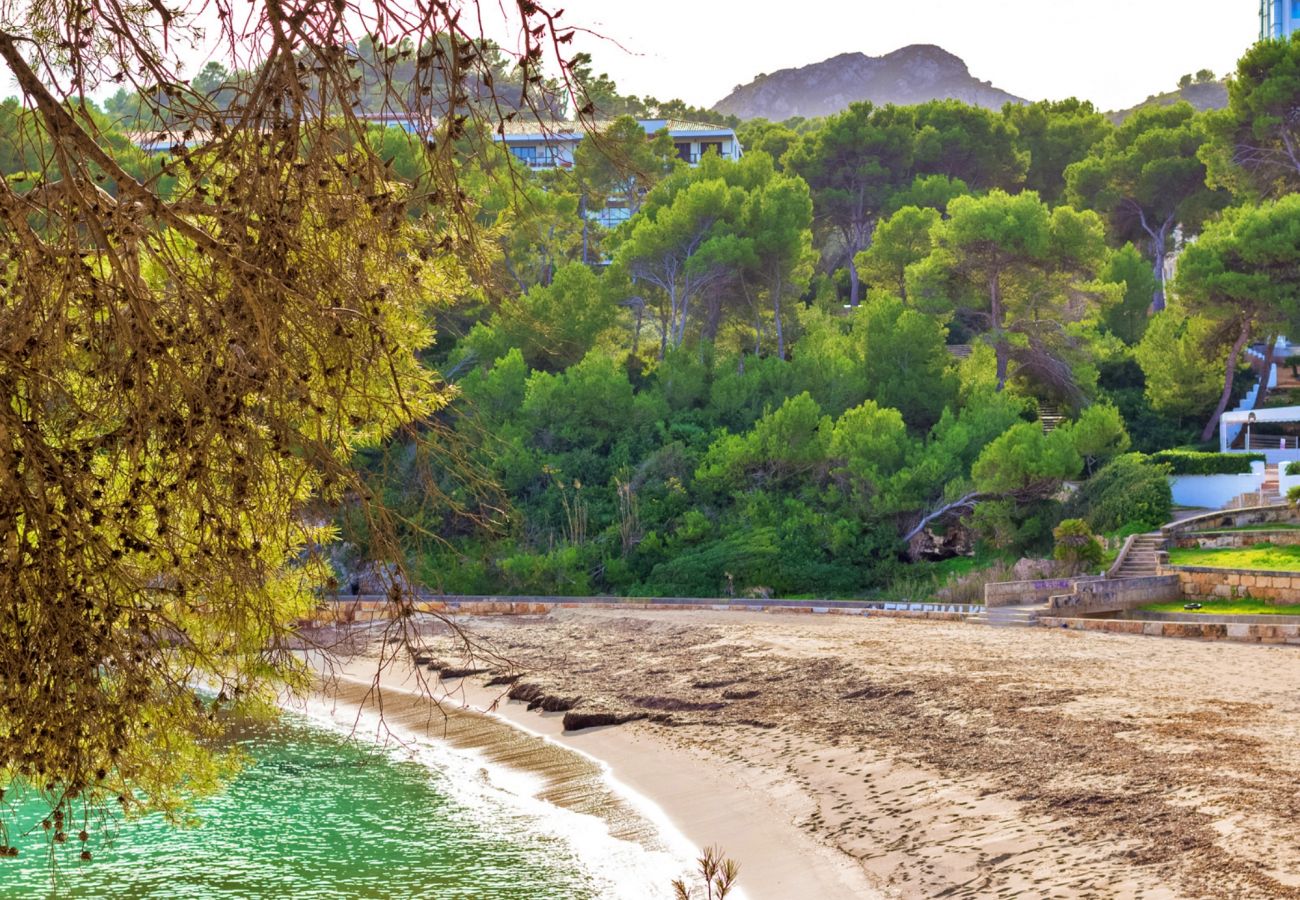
[
  {"x1": 1109, "y1": 532, "x2": 1165, "y2": 579},
  {"x1": 1039, "y1": 404, "x2": 1065, "y2": 435},
  {"x1": 1225, "y1": 463, "x2": 1283, "y2": 510},
  {"x1": 1262, "y1": 463, "x2": 1282, "y2": 505}
]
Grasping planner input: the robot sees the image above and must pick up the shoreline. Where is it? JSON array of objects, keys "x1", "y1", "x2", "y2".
[
  {"x1": 309, "y1": 650, "x2": 882, "y2": 900},
  {"x1": 338, "y1": 607, "x2": 1300, "y2": 898}
]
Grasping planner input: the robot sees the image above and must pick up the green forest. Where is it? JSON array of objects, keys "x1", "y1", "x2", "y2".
[{"x1": 13, "y1": 38, "x2": 1300, "y2": 601}]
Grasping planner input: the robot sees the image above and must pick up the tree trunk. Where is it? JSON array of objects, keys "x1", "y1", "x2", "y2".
[
  {"x1": 1201, "y1": 319, "x2": 1253, "y2": 444},
  {"x1": 990, "y1": 273, "x2": 1008, "y2": 392},
  {"x1": 701, "y1": 292, "x2": 723, "y2": 343},
  {"x1": 579, "y1": 193, "x2": 590, "y2": 266},
  {"x1": 673, "y1": 287, "x2": 690, "y2": 350},
  {"x1": 630, "y1": 301, "x2": 643, "y2": 358},
  {"x1": 664, "y1": 279, "x2": 681, "y2": 355},
  {"x1": 1149, "y1": 221, "x2": 1170, "y2": 313},
  {"x1": 847, "y1": 253, "x2": 861, "y2": 307},
  {"x1": 772, "y1": 272, "x2": 785, "y2": 359}
]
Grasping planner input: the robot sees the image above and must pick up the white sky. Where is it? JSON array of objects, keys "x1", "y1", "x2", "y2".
[
  {"x1": 555, "y1": 0, "x2": 1259, "y2": 112},
  {"x1": 0, "y1": 0, "x2": 1260, "y2": 112}
]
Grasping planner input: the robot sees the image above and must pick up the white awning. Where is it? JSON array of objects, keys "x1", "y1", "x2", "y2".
[{"x1": 1222, "y1": 406, "x2": 1300, "y2": 426}]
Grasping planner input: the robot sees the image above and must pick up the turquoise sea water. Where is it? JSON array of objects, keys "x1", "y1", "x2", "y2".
[{"x1": 0, "y1": 708, "x2": 670, "y2": 899}]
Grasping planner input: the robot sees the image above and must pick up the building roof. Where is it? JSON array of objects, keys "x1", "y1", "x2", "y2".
[{"x1": 495, "y1": 117, "x2": 737, "y2": 142}]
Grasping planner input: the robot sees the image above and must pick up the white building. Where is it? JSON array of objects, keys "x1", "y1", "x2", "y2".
[
  {"x1": 496, "y1": 118, "x2": 743, "y2": 170},
  {"x1": 496, "y1": 118, "x2": 743, "y2": 229}
]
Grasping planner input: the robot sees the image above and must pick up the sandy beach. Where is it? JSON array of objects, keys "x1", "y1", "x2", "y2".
[
  {"x1": 310, "y1": 609, "x2": 1300, "y2": 899},
  {"x1": 313, "y1": 638, "x2": 877, "y2": 899}
]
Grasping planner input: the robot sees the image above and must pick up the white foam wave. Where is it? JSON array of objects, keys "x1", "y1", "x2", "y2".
[{"x1": 285, "y1": 693, "x2": 712, "y2": 900}]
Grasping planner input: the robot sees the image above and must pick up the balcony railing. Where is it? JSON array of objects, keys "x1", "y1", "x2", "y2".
[{"x1": 678, "y1": 150, "x2": 735, "y2": 165}]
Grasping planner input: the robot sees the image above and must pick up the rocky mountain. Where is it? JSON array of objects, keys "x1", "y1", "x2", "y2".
[
  {"x1": 711, "y1": 45, "x2": 1026, "y2": 120},
  {"x1": 1108, "y1": 80, "x2": 1229, "y2": 123}
]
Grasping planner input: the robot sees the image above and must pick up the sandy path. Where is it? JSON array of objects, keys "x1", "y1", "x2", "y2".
[{"x1": 317, "y1": 610, "x2": 1300, "y2": 899}]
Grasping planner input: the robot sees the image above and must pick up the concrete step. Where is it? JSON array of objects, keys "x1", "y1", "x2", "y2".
[{"x1": 985, "y1": 605, "x2": 1046, "y2": 628}]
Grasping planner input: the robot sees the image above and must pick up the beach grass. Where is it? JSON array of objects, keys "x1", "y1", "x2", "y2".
[
  {"x1": 1167, "y1": 543, "x2": 1300, "y2": 572},
  {"x1": 1139, "y1": 598, "x2": 1300, "y2": 616}
]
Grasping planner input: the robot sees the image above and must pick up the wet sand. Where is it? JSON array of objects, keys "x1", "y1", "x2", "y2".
[
  {"x1": 312, "y1": 609, "x2": 1300, "y2": 899},
  {"x1": 313, "y1": 644, "x2": 878, "y2": 900}
]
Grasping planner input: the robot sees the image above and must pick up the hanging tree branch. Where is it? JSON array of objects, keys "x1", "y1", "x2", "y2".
[{"x1": 0, "y1": 0, "x2": 582, "y2": 858}]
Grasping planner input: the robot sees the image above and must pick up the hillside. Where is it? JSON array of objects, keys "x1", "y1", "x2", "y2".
[
  {"x1": 711, "y1": 45, "x2": 1026, "y2": 120},
  {"x1": 1108, "y1": 80, "x2": 1229, "y2": 123}
]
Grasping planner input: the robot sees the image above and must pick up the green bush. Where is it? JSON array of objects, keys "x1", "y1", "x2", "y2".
[
  {"x1": 1147, "y1": 450, "x2": 1264, "y2": 475},
  {"x1": 1068, "y1": 453, "x2": 1173, "y2": 533},
  {"x1": 1286, "y1": 462, "x2": 1300, "y2": 477},
  {"x1": 1052, "y1": 518, "x2": 1104, "y2": 573}
]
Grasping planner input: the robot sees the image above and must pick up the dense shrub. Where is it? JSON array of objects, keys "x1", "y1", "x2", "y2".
[
  {"x1": 1052, "y1": 519, "x2": 1104, "y2": 573},
  {"x1": 1287, "y1": 462, "x2": 1300, "y2": 476},
  {"x1": 1068, "y1": 453, "x2": 1173, "y2": 533},
  {"x1": 1147, "y1": 450, "x2": 1263, "y2": 475}
]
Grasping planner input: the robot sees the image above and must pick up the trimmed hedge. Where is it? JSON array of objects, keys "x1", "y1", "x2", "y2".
[
  {"x1": 1287, "y1": 462, "x2": 1300, "y2": 477},
  {"x1": 1148, "y1": 450, "x2": 1264, "y2": 475}
]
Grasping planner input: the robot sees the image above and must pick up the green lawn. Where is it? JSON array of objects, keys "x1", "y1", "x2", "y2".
[
  {"x1": 1167, "y1": 543, "x2": 1300, "y2": 571},
  {"x1": 1140, "y1": 598, "x2": 1300, "y2": 616}
]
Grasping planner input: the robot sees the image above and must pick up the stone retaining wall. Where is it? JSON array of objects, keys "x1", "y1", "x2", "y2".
[
  {"x1": 1121, "y1": 610, "x2": 1300, "y2": 625},
  {"x1": 1167, "y1": 565, "x2": 1300, "y2": 604},
  {"x1": 1041, "y1": 615, "x2": 1300, "y2": 644},
  {"x1": 308, "y1": 597, "x2": 978, "y2": 626},
  {"x1": 1047, "y1": 575, "x2": 1181, "y2": 615},
  {"x1": 1163, "y1": 505, "x2": 1298, "y2": 539},
  {"x1": 984, "y1": 578, "x2": 1079, "y2": 607},
  {"x1": 1171, "y1": 530, "x2": 1300, "y2": 550}
]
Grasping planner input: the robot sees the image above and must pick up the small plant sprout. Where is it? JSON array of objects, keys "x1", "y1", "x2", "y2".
[{"x1": 672, "y1": 845, "x2": 741, "y2": 900}]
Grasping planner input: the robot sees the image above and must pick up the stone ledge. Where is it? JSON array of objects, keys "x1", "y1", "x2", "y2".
[{"x1": 1041, "y1": 616, "x2": 1300, "y2": 644}]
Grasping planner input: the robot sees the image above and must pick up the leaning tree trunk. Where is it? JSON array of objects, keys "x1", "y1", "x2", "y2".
[{"x1": 1201, "y1": 319, "x2": 1253, "y2": 444}]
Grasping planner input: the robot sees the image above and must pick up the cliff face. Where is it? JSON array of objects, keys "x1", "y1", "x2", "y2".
[{"x1": 712, "y1": 45, "x2": 1026, "y2": 120}]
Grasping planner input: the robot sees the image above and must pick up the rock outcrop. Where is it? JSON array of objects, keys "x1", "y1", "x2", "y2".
[
  {"x1": 712, "y1": 45, "x2": 1025, "y2": 120},
  {"x1": 1108, "y1": 80, "x2": 1228, "y2": 123}
]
